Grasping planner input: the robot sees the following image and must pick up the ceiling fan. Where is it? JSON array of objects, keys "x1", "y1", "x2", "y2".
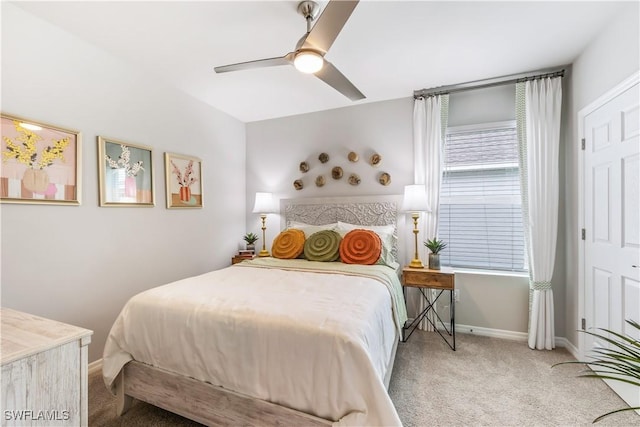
[{"x1": 214, "y1": 0, "x2": 365, "y2": 101}]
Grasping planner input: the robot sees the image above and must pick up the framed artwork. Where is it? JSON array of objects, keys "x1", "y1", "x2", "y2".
[
  {"x1": 164, "y1": 152, "x2": 203, "y2": 209},
  {"x1": 98, "y1": 136, "x2": 154, "y2": 207},
  {"x1": 1, "y1": 113, "x2": 81, "y2": 205}
]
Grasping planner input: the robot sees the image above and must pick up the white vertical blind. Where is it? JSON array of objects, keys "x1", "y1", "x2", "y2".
[{"x1": 438, "y1": 122, "x2": 527, "y2": 272}]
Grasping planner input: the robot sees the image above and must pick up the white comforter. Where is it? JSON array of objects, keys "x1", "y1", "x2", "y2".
[{"x1": 103, "y1": 258, "x2": 408, "y2": 426}]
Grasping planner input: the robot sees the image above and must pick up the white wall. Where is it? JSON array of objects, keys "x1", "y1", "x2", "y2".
[
  {"x1": 564, "y1": 3, "x2": 640, "y2": 347},
  {"x1": 246, "y1": 97, "x2": 414, "y2": 247},
  {"x1": 246, "y1": 85, "x2": 534, "y2": 334},
  {"x1": 0, "y1": 3, "x2": 246, "y2": 362},
  {"x1": 448, "y1": 84, "x2": 516, "y2": 127}
]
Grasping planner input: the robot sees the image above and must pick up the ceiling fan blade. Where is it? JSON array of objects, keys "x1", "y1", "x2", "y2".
[
  {"x1": 302, "y1": 0, "x2": 359, "y2": 54},
  {"x1": 315, "y1": 60, "x2": 365, "y2": 101},
  {"x1": 214, "y1": 53, "x2": 294, "y2": 73}
]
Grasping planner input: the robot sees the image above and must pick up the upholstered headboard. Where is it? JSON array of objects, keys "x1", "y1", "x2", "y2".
[{"x1": 280, "y1": 195, "x2": 404, "y2": 262}]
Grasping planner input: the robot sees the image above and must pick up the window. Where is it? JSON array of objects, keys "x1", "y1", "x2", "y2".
[{"x1": 438, "y1": 121, "x2": 527, "y2": 272}]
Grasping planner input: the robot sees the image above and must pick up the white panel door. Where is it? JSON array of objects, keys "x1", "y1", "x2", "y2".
[{"x1": 584, "y1": 81, "x2": 640, "y2": 409}]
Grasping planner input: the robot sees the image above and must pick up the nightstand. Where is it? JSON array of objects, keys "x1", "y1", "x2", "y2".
[
  {"x1": 232, "y1": 254, "x2": 255, "y2": 265},
  {"x1": 401, "y1": 266, "x2": 456, "y2": 350}
]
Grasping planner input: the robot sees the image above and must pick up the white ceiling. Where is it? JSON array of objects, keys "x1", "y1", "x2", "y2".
[{"x1": 14, "y1": 1, "x2": 626, "y2": 123}]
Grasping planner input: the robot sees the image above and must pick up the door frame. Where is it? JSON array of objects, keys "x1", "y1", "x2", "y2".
[{"x1": 577, "y1": 71, "x2": 640, "y2": 359}]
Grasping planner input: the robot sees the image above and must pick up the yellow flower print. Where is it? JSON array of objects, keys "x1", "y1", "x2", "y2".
[
  {"x1": 2, "y1": 120, "x2": 68, "y2": 169},
  {"x1": 38, "y1": 137, "x2": 69, "y2": 169}
]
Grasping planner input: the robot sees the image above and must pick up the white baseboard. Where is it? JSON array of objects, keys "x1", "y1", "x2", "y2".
[
  {"x1": 451, "y1": 324, "x2": 579, "y2": 357},
  {"x1": 88, "y1": 358, "x2": 103, "y2": 376},
  {"x1": 456, "y1": 324, "x2": 528, "y2": 341},
  {"x1": 405, "y1": 319, "x2": 528, "y2": 341},
  {"x1": 555, "y1": 337, "x2": 580, "y2": 359}
]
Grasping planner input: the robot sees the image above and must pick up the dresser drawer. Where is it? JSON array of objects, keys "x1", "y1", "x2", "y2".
[{"x1": 403, "y1": 269, "x2": 454, "y2": 290}]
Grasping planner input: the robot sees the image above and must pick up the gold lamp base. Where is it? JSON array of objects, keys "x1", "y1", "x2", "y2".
[
  {"x1": 259, "y1": 214, "x2": 270, "y2": 257},
  {"x1": 408, "y1": 258, "x2": 424, "y2": 269},
  {"x1": 409, "y1": 212, "x2": 424, "y2": 269}
]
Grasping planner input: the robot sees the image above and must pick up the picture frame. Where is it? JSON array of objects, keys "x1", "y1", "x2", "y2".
[
  {"x1": 164, "y1": 152, "x2": 203, "y2": 209},
  {"x1": 98, "y1": 136, "x2": 155, "y2": 207},
  {"x1": 1, "y1": 113, "x2": 82, "y2": 205}
]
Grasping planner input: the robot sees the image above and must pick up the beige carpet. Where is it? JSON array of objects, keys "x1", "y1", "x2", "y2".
[{"x1": 89, "y1": 331, "x2": 639, "y2": 426}]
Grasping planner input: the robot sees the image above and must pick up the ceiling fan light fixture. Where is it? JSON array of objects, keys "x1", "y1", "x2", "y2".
[{"x1": 294, "y1": 50, "x2": 323, "y2": 74}]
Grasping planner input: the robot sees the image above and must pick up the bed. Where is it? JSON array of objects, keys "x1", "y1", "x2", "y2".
[{"x1": 102, "y1": 195, "x2": 407, "y2": 426}]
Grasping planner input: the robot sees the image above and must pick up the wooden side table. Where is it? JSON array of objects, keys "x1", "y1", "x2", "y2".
[
  {"x1": 232, "y1": 254, "x2": 255, "y2": 265},
  {"x1": 401, "y1": 266, "x2": 456, "y2": 350}
]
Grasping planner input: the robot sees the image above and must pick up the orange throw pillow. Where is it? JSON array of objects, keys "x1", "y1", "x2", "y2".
[
  {"x1": 272, "y1": 229, "x2": 305, "y2": 259},
  {"x1": 339, "y1": 229, "x2": 382, "y2": 265}
]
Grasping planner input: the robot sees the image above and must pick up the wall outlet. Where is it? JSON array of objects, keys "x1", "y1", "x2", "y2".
[{"x1": 454, "y1": 289, "x2": 460, "y2": 302}]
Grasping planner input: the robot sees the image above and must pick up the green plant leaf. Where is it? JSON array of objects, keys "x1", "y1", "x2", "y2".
[
  {"x1": 593, "y1": 406, "x2": 640, "y2": 423},
  {"x1": 582, "y1": 330, "x2": 640, "y2": 359},
  {"x1": 243, "y1": 232, "x2": 259, "y2": 244},
  {"x1": 423, "y1": 238, "x2": 447, "y2": 254},
  {"x1": 552, "y1": 319, "x2": 639, "y2": 423}
]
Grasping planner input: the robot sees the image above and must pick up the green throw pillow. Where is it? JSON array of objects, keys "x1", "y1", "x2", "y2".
[{"x1": 304, "y1": 230, "x2": 341, "y2": 262}]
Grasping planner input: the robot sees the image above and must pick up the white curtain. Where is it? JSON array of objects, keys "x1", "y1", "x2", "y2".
[
  {"x1": 412, "y1": 94, "x2": 449, "y2": 330},
  {"x1": 517, "y1": 77, "x2": 562, "y2": 350}
]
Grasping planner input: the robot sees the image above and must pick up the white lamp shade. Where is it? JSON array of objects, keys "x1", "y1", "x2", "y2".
[
  {"x1": 401, "y1": 184, "x2": 431, "y2": 213},
  {"x1": 252, "y1": 192, "x2": 276, "y2": 214}
]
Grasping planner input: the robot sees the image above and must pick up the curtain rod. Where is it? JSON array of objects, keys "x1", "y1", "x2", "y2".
[{"x1": 413, "y1": 66, "x2": 567, "y2": 99}]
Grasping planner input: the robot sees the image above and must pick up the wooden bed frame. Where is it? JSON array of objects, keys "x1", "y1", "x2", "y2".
[
  {"x1": 116, "y1": 361, "x2": 332, "y2": 426},
  {"x1": 116, "y1": 339, "x2": 398, "y2": 425},
  {"x1": 115, "y1": 195, "x2": 404, "y2": 425}
]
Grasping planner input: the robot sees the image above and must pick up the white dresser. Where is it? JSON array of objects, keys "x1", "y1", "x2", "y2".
[{"x1": 1, "y1": 308, "x2": 93, "y2": 426}]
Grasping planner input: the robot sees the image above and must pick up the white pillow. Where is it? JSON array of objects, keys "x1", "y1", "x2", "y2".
[
  {"x1": 336, "y1": 221, "x2": 398, "y2": 269},
  {"x1": 289, "y1": 221, "x2": 338, "y2": 239}
]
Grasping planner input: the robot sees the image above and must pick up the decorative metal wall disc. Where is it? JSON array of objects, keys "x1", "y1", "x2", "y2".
[
  {"x1": 378, "y1": 172, "x2": 391, "y2": 186},
  {"x1": 315, "y1": 175, "x2": 326, "y2": 187},
  {"x1": 331, "y1": 166, "x2": 343, "y2": 179},
  {"x1": 293, "y1": 179, "x2": 304, "y2": 190},
  {"x1": 348, "y1": 151, "x2": 359, "y2": 162},
  {"x1": 370, "y1": 153, "x2": 382, "y2": 166},
  {"x1": 299, "y1": 161, "x2": 309, "y2": 173},
  {"x1": 319, "y1": 152, "x2": 329, "y2": 163},
  {"x1": 348, "y1": 173, "x2": 361, "y2": 186}
]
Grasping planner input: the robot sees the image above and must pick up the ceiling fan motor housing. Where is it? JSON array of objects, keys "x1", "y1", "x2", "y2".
[{"x1": 298, "y1": 1, "x2": 320, "y2": 23}]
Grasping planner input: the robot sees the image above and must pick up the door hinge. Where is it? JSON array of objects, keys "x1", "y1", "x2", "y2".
[
  {"x1": 581, "y1": 229, "x2": 586, "y2": 240},
  {"x1": 582, "y1": 318, "x2": 586, "y2": 330},
  {"x1": 581, "y1": 138, "x2": 586, "y2": 150}
]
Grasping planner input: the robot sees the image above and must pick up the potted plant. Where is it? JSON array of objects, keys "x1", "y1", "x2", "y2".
[
  {"x1": 243, "y1": 232, "x2": 259, "y2": 252},
  {"x1": 553, "y1": 319, "x2": 639, "y2": 422},
  {"x1": 424, "y1": 238, "x2": 447, "y2": 270}
]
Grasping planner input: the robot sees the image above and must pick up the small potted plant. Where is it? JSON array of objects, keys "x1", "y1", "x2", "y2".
[
  {"x1": 424, "y1": 238, "x2": 447, "y2": 270},
  {"x1": 243, "y1": 232, "x2": 259, "y2": 252}
]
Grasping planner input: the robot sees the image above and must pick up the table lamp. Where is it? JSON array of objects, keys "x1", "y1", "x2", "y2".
[
  {"x1": 252, "y1": 192, "x2": 276, "y2": 257},
  {"x1": 402, "y1": 184, "x2": 431, "y2": 268}
]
